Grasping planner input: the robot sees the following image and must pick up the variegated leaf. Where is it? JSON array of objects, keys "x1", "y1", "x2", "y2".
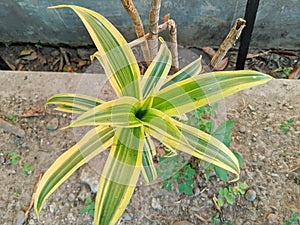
[
  {"x1": 46, "y1": 93, "x2": 104, "y2": 114},
  {"x1": 50, "y1": 5, "x2": 141, "y2": 99},
  {"x1": 152, "y1": 70, "x2": 272, "y2": 116},
  {"x1": 66, "y1": 96, "x2": 141, "y2": 128},
  {"x1": 94, "y1": 127, "x2": 144, "y2": 224},
  {"x1": 34, "y1": 126, "x2": 114, "y2": 215}
]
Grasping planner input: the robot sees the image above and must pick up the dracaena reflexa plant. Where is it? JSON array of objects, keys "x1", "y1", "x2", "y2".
[{"x1": 34, "y1": 5, "x2": 272, "y2": 225}]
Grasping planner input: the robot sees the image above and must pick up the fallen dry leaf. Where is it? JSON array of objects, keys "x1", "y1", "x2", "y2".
[
  {"x1": 288, "y1": 64, "x2": 300, "y2": 79},
  {"x1": 202, "y1": 47, "x2": 216, "y2": 59},
  {"x1": 163, "y1": 13, "x2": 170, "y2": 23},
  {"x1": 19, "y1": 49, "x2": 34, "y2": 57},
  {"x1": 215, "y1": 58, "x2": 229, "y2": 71},
  {"x1": 37, "y1": 52, "x2": 47, "y2": 65},
  {"x1": 21, "y1": 108, "x2": 43, "y2": 117}
]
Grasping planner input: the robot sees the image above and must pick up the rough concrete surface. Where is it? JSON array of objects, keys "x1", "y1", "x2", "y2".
[{"x1": 0, "y1": 71, "x2": 299, "y2": 225}]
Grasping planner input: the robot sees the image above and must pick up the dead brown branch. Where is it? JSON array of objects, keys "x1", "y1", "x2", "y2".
[
  {"x1": 148, "y1": 0, "x2": 161, "y2": 60},
  {"x1": 168, "y1": 18, "x2": 179, "y2": 72},
  {"x1": 24, "y1": 173, "x2": 43, "y2": 218},
  {"x1": 0, "y1": 118, "x2": 25, "y2": 137},
  {"x1": 120, "y1": 0, "x2": 151, "y2": 64},
  {"x1": 210, "y1": 18, "x2": 246, "y2": 70}
]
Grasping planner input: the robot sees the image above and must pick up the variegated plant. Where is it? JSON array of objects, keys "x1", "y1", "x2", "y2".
[{"x1": 34, "y1": 5, "x2": 272, "y2": 225}]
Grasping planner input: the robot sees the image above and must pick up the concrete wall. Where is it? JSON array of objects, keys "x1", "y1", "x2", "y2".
[{"x1": 0, "y1": 0, "x2": 299, "y2": 49}]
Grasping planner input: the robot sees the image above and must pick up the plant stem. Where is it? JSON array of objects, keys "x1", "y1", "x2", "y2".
[
  {"x1": 210, "y1": 18, "x2": 246, "y2": 70},
  {"x1": 148, "y1": 0, "x2": 161, "y2": 60},
  {"x1": 120, "y1": 0, "x2": 151, "y2": 65}
]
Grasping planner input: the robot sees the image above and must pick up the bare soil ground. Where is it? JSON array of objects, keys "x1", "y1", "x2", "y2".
[{"x1": 0, "y1": 45, "x2": 299, "y2": 225}]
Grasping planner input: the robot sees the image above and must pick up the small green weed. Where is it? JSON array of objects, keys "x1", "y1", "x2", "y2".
[
  {"x1": 280, "y1": 118, "x2": 294, "y2": 134},
  {"x1": 186, "y1": 104, "x2": 241, "y2": 183},
  {"x1": 34, "y1": 43, "x2": 42, "y2": 49},
  {"x1": 217, "y1": 183, "x2": 248, "y2": 207},
  {"x1": 80, "y1": 196, "x2": 95, "y2": 217},
  {"x1": 275, "y1": 66, "x2": 292, "y2": 78},
  {"x1": 20, "y1": 162, "x2": 33, "y2": 174},
  {"x1": 186, "y1": 103, "x2": 218, "y2": 133},
  {"x1": 8, "y1": 114, "x2": 17, "y2": 124},
  {"x1": 14, "y1": 192, "x2": 21, "y2": 197},
  {"x1": 209, "y1": 213, "x2": 221, "y2": 225},
  {"x1": 284, "y1": 213, "x2": 299, "y2": 225},
  {"x1": 295, "y1": 176, "x2": 300, "y2": 185},
  {"x1": 8, "y1": 151, "x2": 20, "y2": 165},
  {"x1": 209, "y1": 213, "x2": 232, "y2": 225},
  {"x1": 158, "y1": 153, "x2": 195, "y2": 195}
]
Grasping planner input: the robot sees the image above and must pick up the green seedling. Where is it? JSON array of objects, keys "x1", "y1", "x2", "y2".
[
  {"x1": 34, "y1": 43, "x2": 42, "y2": 49},
  {"x1": 217, "y1": 183, "x2": 248, "y2": 207},
  {"x1": 275, "y1": 66, "x2": 292, "y2": 78},
  {"x1": 8, "y1": 114, "x2": 17, "y2": 124},
  {"x1": 20, "y1": 162, "x2": 33, "y2": 174},
  {"x1": 209, "y1": 213, "x2": 232, "y2": 225},
  {"x1": 158, "y1": 153, "x2": 195, "y2": 195},
  {"x1": 280, "y1": 118, "x2": 294, "y2": 134},
  {"x1": 80, "y1": 196, "x2": 95, "y2": 217},
  {"x1": 295, "y1": 176, "x2": 300, "y2": 185},
  {"x1": 7, "y1": 151, "x2": 20, "y2": 165},
  {"x1": 14, "y1": 192, "x2": 21, "y2": 197},
  {"x1": 284, "y1": 213, "x2": 299, "y2": 225}
]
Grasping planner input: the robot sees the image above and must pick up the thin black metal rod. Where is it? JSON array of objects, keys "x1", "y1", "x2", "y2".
[{"x1": 236, "y1": 0, "x2": 260, "y2": 70}]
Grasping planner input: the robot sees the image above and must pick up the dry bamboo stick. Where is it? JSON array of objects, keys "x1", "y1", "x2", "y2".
[
  {"x1": 210, "y1": 18, "x2": 246, "y2": 70},
  {"x1": 120, "y1": 0, "x2": 151, "y2": 64},
  {"x1": 148, "y1": 0, "x2": 161, "y2": 60}
]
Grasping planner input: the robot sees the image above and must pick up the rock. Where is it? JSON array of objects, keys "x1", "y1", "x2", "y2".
[
  {"x1": 172, "y1": 221, "x2": 194, "y2": 225},
  {"x1": 68, "y1": 193, "x2": 76, "y2": 202},
  {"x1": 80, "y1": 165, "x2": 100, "y2": 193},
  {"x1": 151, "y1": 197, "x2": 162, "y2": 210},
  {"x1": 28, "y1": 219, "x2": 35, "y2": 225},
  {"x1": 122, "y1": 212, "x2": 133, "y2": 221},
  {"x1": 77, "y1": 185, "x2": 90, "y2": 201},
  {"x1": 49, "y1": 203, "x2": 56, "y2": 214},
  {"x1": 267, "y1": 213, "x2": 278, "y2": 225},
  {"x1": 13, "y1": 211, "x2": 25, "y2": 225},
  {"x1": 239, "y1": 126, "x2": 246, "y2": 133},
  {"x1": 245, "y1": 189, "x2": 257, "y2": 202},
  {"x1": 0, "y1": 153, "x2": 5, "y2": 164},
  {"x1": 46, "y1": 118, "x2": 59, "y2": 131}
]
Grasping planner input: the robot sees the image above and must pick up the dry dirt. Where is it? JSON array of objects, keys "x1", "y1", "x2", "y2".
[{"x1": 0, "y1": 46, "x2": 299, "y2": 225}]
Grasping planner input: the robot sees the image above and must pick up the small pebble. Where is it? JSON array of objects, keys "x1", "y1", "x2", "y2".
[
  {"x1": 0, "y1": 153, "x2": 5, "y2": 164},
  {"x1": 245, "y1": 189, "x2": 257, "y2": 202},
  {"x1": 13, "y1": 211, "x2": 25, "y2": 225},
  {"x1": 46, "y1": 118, "x2": 59, "y2": 131},
  {"x1": 49, "y1": 203, "x2": 56, "y2": 214},
  {"x1": 151, "y1": 198, "x2": 162, "y2": 210},
  {"x1": 239, "y1": 126, "x2": 246, "y2": 134},
  {"x1": 123, "y1": 212, "x2": 133, "y2": 221},
  {"x1": 29, "y1": 219, "x2": 35, "y2": 225},
  {"x1": 248, "y1": 104, "x2": 255, "y2": 111},
  {"x1": 68, "y1": 193, "x2": 76, "y2": 202},
  {"x1": 267, "y1": 213, "x2": 278, "y2": 225}
]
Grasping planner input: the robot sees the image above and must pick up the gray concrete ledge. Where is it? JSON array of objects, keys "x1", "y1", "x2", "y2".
[{"x1": 0, "y1": 71, "x2": 299, "y2": 103}]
